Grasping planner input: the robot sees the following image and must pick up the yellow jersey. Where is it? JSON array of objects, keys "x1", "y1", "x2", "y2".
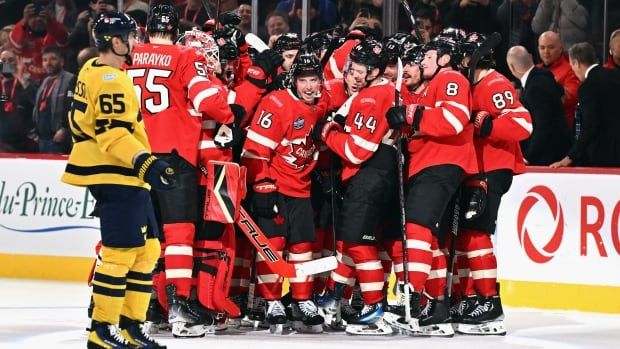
[{"x1": 62, "y1": 57, "x2": 151, "y2": 189}]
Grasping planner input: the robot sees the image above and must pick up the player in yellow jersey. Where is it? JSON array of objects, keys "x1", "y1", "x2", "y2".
[{"x1": 61, "y1": 11, "x2": 175, "y2": 349}]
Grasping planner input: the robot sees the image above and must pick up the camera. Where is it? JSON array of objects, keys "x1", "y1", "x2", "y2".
[{"x1": 0, "y1": 61, "x2": 16, "y2": 76}]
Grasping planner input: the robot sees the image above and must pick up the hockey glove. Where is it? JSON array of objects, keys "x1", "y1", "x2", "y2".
[
  {"x1": 462, "y1": 177, "x2": 488, "y2": 221},
  {"x1": 214, "y1": 123, "x2": 242, "y2": 148},
  {"x1": 219, "y1": 11, "x2": 241, "y2": 26},
  {"x1": 473, "y1": 110, "x2": 493, "y2": 138},
  {"x1": 314, "y1": 120, "x2": 343, "y2": 142},
  {"x1": 387, "y1": 104, "x2": 423, "y2": 130},
  {"x1": 251, "y1": 179, "x2": 279, "y2": 218},
  {"x1": 134, "y1": 153, "x2": 177, "y2": 191},
  {"x1": 253, "y1": 49, "x2": 284, "y2": 77}
]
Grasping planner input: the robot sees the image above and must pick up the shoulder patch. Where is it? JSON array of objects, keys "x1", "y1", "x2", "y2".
[
  {"x1": 360, "y1": 97, "x2": 376, "y2": 104},
  {"x1": 268, "y1": 94, "x2": 284, "y2": 108},
  {"x1": 103, "y1": 73, "x2": 117, "y2": 81}
]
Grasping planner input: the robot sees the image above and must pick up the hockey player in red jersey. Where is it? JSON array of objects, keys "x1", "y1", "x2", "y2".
[
  {"x1": 266, "y1": 33, "x2": 303, "y2": 91},
  {"x1": 317, "y1": 40, "x2": 398, "y2": 336},
  {"x1": 240, "y1": 51, "x2": 330, "y2": 333},
  {"x1": 387, "y1": 37, "x2": 477, "y2": 336},
  {"x1": 400, "y1": 45, "x2": 427, "y2": 105},
  {"x1": 451, "y1": 32, "x2": 532, "y2": 336},
  {"x1": 127, "y1": 4, "x2": 243, "y2": 337}
]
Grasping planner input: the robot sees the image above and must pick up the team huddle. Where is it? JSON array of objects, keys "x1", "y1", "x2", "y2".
[{"x1": 61, "y1": 4, "x2": 533, "y2": 349}]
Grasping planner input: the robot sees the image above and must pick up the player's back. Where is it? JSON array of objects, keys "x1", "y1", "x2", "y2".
[{"x1": 128, "y1": 43, "x2": 207, "y2": 164}]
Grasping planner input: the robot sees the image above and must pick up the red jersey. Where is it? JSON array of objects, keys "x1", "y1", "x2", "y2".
[
  {"x1": 407, "y1": 69, "x2": 477, "y2": 178},
  {"x1": 323, "y1": 39, "x2": 360, "y2": 80},
  {"x1": 472, "y1": 70, "x2": 532, "y2": 174},
  {"x1": 324, "y1": 78, "x2": 396, "y2": 182},
  {"x1": 324, "y1": 78, "x2": 350, "y2": 110},
  {"x1": 242, "y1": 89, "x2": 330, "y2": 198},
  {"x1": 537, "y1": 54, "x2": 580, "y2": 128},
  {"x1": 401, "y1": 81, "x2": 426, "y2": 105},
  {"x1": 128, "y1": 43, "x2": 234, "y2": 165}
]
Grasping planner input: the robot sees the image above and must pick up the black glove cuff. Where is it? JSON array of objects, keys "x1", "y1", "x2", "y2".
[{"x1": 411, "y1": 107, "x2": 424, "y2": 131}]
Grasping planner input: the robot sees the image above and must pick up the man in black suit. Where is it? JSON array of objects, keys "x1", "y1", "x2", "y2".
[
  {"x1": 507, "y1": 45, "x2": 573, "y2": 166},
  {"x1": 551, "y1": 42, "x2": 620, "y2": 167}
]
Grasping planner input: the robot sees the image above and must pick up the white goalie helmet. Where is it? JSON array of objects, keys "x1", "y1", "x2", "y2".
[{"x1": 178, "y1": 28, "x2": 219, "y2": 71}]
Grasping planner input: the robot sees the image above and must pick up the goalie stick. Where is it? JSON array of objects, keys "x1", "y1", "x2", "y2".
[
  {"x1": 245, "y1": 33, "x2": 270, "y2": 53},
  {"x1": 198, "y1": 164, "x2": 337, "y2": 278}
]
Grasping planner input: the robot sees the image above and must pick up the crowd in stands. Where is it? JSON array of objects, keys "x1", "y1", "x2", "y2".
[{"x1": 0, "y1": 0, "x2": 618, "y2": 167}]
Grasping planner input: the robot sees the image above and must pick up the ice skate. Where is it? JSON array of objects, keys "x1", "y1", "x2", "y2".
[
  {"x1": 87, "y1": 320, "x2": 136, "y2": 349},
  {"x1": 318, "y1": 284, "x2": 348, "y2": 331},
  {"x1": 119, "y1": 315, "x2": 166, "y2": 349},
  {"x1": 290, "y1": 299, "x2": 324, "y2": 333},
  {"x1": 450, "y1": 295, "x2": 478, "y2": 330},
  {"x1": 248, "y1": 295, "x2": 268, "y2": 329},
  {"x1": 144, "y1": 297, "x2": 169, "y2": 334},
  {"x1": 265, "y1": 300, "x2": 287, "y2": 334},
  {"x1": 227, "y1": 293, "x2": 250, "y2": 328},
  {"x1": 165, "y1": 284, "x2": 209, "y2": 338},
  {"x1": 383, "y1": 285, "x2": 421, "y2": 334},
  {"x1": 457, "y1": 295, "x2": 506, "y2": 335},
  {"x1": 409, "y1": 298, "x2": 454, "y2": 337},
  {"x1": 345, "y1": 302, "x2": 393, "y2": 336}
]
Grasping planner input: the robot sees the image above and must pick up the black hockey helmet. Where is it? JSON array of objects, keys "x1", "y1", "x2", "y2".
[
  {"x1": 274, "y1": 33, "x2": 302, "y2": 54},
  {"x1": 403, "y1": 43, "x2": 424, "y2": 66},
  {"x1": 383, "y1": 32, "x2": 411, "y2": 64},
  {"x1": 147, "y1": 4, "x2": 179, "y2": 36},
  {"x1": 436, "y1": 27, "x2": 467, "y2": 43},
  {"x1": 461, "y1": 32, "x2": 495, "y2": 69},
  {"x1": 289, "y1": 51, "x2": 323, "y2": 79},
  {"x1": 423, "y1": 36, "x2": 462, "y2": 68},
  {"x1": 349, "y1": 39, "x2": 388, "y2": 75},
  {"x1": 306, "y1": 31, "x2": 332, "y2": 55},
  {"x1": 92, "y1": 11, "x2": 137, "y2": 49}
]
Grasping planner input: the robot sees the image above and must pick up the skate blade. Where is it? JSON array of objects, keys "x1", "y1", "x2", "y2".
[
  {"x1": 456, "y1": 321, "x2": 506, "y2": 336},
  {"x1": 269, "y1": 324, "x2": 284, "y2": 334},
  {"x1": 171, "y1": 323, "x2": 213, "y2": 338},
  {"x1": 384, "y1": 314, "x2": 420, "y2": 334},
  {"x1": 345, "y1": 321, "x2": 394, "y2": 336},
  {"x1": 293, "y1": 321, "x2": 323, "y2": 334},
  {"x1": 409, "y1": 323, "x2": 454, "y2": 337}
]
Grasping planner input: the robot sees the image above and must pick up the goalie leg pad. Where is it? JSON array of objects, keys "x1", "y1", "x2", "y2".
[
  {"x1": 196, "y1": 224, "x2": 240, "y2": 318},
  {"x1": 203, "y1": 161, "x2": 247, "y2": 224}
]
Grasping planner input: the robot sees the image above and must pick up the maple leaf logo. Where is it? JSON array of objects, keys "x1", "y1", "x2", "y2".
[{"x1": 285, "y1": 132, "x2": 316, "y2": 168}]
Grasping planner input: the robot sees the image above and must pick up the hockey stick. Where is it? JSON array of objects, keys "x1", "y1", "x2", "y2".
[
  {"x1": 445, "y1": 187, "x2": 461, "y2": 301},
  {"x1": 394, "y1": 57, "x2": 412, "y2": 324},
  {"x1": 198, "y1": 164, "x2": 337, "y2": 278},
  {"x1": 399, "y1": 0, "x2": 424, "y2": 43},
  {"x1": 467, "y1": 32, "x2": 502, "y2": 85},
  {"x1": 237, "y1": 208, "x2": 337, "y2": 278},
  {"x1": 245, "y1": 33, "x2": 270, "y2": 53}
]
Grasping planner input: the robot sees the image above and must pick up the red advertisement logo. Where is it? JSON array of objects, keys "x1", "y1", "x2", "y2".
[{"x1": 517, "y1": 185, "x2": 564, "y2": 263}]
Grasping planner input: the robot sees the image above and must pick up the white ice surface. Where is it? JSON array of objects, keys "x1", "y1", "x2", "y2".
[{"x1": 0, "y1": 279, "x2": 618, "y2": 349}]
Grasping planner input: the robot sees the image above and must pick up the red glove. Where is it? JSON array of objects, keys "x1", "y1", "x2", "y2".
[{"x1": 319, "y1": 120, "x2": 343, "y2": 142}]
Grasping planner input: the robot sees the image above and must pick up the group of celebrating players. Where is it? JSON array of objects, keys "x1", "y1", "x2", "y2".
[{"x1": 61, "y1": 3, "x2": 534, "y2": 348}]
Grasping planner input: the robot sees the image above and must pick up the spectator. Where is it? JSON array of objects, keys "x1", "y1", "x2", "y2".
[
  {"x1": 496, "y1": 0, "x2": 539, "y2": 76},
  {"x1": 9, "y1": 2, "x2": 69, "y2": 83},
  {"x1": 287, "y1": 0, "x2": 330, "y2": 36},
  {"x1": 0, "y1": 25, "x2": 14, "y2": 51},
  {"x1": 46, "y1": 0, "x2": 78, "y2": 30},
  {"x1": 176, "y1": 0, "x2": 210, "y2": 31},
  {"x1": 66, "y1": 0, "x2": 116, "y2": 73},
  {"x1": 238, "y1": 3, "x2": 252, "y2": 34},
  {"x1": 122, "y1": 0, "x2": 150, "y2": 13},
  {"x1": 604, "y1": 29, "x2": 620, "y2": 70},
  {"x1": 276, "y1": 0, "x2": 339, "y2": 27},
  {"x1": 446, "y1": 0, "x2": 501, "y2": 35},
  {"x1": 412, "y1": 4, "x2": 437, "y2": 43},
  {"x1": 32, "y1": 45, "x2": 73, "y2": 154},
  {"x1": 507, "y1": 45, "x2": 572, "y2": 166},
  {"x1": 263, "y1": 11, "x2": 290, "y2": 44},
  {"x1": 0, "y1": 49, "x2": 37, "y2": 153},
  {"x1": 537, "y1": 31, "x2": 580, "y2": 130},
  {"x1": 551, "y1": 43, "x2": 620, "y2": 168},
  {"x1": 531, "y1": 0, "x2": 589, "y2": 50}
]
